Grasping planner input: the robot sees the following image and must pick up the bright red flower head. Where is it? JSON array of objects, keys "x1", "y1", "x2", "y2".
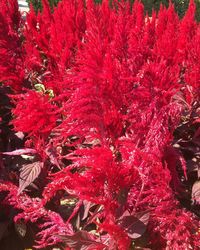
[{"x1": 12, "y1": 91, "x2": 58, "y2": 137}]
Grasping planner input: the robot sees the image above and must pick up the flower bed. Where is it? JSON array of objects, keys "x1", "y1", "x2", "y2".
[{"x1": 0, "y1": 0, "x2": 200, "y2": 249}]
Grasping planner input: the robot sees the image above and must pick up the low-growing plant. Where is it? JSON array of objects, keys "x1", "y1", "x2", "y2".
[{"x1": 1, "y1": 0, "x2": 200, "y2": 249}]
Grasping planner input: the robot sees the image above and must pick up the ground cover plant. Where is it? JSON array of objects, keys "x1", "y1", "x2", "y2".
[{"x1": 1, "y1": 0, "x2": 200, "y2": 249}]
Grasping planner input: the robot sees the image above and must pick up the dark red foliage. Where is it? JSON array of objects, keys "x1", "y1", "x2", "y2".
[{"x1": 0, "y1": 0, "x2": 200, "y2": 249}]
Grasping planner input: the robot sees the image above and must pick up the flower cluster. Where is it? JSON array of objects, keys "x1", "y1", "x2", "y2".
[{"x1": 0, "y1": 0, "x2": 200, "y2": 249}]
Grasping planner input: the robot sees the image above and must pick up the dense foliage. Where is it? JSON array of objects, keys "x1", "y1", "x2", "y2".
[
  {"x1": 27, "y1": 0, "x2": 200, "y2": 21},
  {"x1": 1, "y1": 0, "x2": 200, "y2": 249},
  {"x1": 26, "y1": 0, "x2": 60, "y2": 10},
  {"x1": 142, "y1": 0, "x2": 200, "y2": 21}
]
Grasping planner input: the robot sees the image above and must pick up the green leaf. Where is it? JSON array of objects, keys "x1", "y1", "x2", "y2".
[{"x1": 34, "y1": 83, "x2": 46, "y2": 93}]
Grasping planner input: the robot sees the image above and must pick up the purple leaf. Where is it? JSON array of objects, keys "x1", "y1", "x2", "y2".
[
  {"x1": 192, "y1": 181, "x2": 200, "y2": 204},
  {"x1": 58, "y1": 230, "x2": 106, "y2": 250},
  {"x1": 82, "y1": 201, "x2": 95, "y2": 221},
  {"x1": 76, "y1": 213, "x2": 81, "y2": 229},
  {"x1": 15, "y1": 221, "x2": 27, "y2": 237},
  {"x1": 3, "y1": 148, "x2": 37, "y2": 156},
  {"x1": 45, "y1": 146, "x2": 61, "y2": 169},
  {"x1": 118, "y1": 211, "x2": 150, "y2": 239},
  {"x1": 18, "y1": 161, "x2": 43, "y2": 194},
  {"x1": 84, "y1": 205, "x2": 103, "y2": 228}
]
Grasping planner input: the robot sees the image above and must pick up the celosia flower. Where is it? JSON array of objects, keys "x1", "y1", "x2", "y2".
[
  {"x1": 12, "y1": 90, "x2": 57, "y2": 137},
  {"x1": 0, "y1": 0, "x2": 200, "y2": 249}
]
